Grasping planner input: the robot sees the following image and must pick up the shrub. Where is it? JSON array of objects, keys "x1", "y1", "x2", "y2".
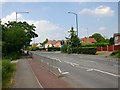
[
  {"x1": 61, "y1": 45, "x2": 97, "y2": 55},
  {"x1": 111, "y1": 50, "x2": 118, "y2": 56},
  {"x1": 60, "y1": 44, "x2": 68, "y2": 53},
  {"x1": 111, "y1": 49, "x2": 120, "y2": 58},
  {"x1": 81, "y1": 43, "x2": 109, "y2": 48},
  {"x1": 4, "y1": 52, "x2": 21, "y2": 60},
  {"x1": 2, "y1": 60, "x2": 16, "y2": 88},
  {"x1": 67, "y1": 46, "x2": 72, "y2": 54},
  {"x1": 48, "y1": 47, "x2": 60, "y2": 51},
  {"x1": 39, "y1": 48, "x2": 46, "y2": 51},
  {"x1": 117, "y1": 49, "x2": 120, "y2": 58},
  {"x1": 71, "y1": 47, "x2": 97, "y2": 55},
  {"x1": 28, "y1": 46, "x2": 40, "y2": 51}
]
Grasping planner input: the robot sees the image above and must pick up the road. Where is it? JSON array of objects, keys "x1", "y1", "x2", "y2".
[{"x1": 33, "y1": 51, "x2": 119, "y2": 88}]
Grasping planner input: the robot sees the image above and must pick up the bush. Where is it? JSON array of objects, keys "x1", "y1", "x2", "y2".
[
  {"x1": 67, "y1": 46, "x2": 72, "y2": 54},
  {"x1": 111, "y1": 49, "x2": 120, "y2": 58},
  {"x1": 60, "y1": 44, "x2": 68, "y2": 53},
  {"x1": 28, "y1": 46, "x2": 40, "y2": 51},
  {"x1": 71, "y1": 47, "x2": 97, "y2": 55},
  {"x1": 118, "y1": 49, "x2": 120, "y2": 58},
  {"x1": 81, "y1": 43, "x2": 109, "y2": 48},
  {"x1": 111, "y1": 50, "x2": 118, "y2": 56},
  {"x1": 2, "y1": 60, "x2": 16, "y2": 88},
  {"x1": 4, "y1": 52, "x2": 21, "y2": 60},
  {"x1": 48, "y1": 47, "x2": 60, "y2": 51},
  {"x1": 39, "y1": 48, "x2": 46, "y2": 51}
]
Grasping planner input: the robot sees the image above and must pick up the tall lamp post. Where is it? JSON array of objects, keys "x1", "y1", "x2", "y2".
[
  {"x1": 16, "y1": 11, "x2": 29, "y2": 22},
  {"x1": 68, "y1": 11, "x2": 79, "y2": 37}
]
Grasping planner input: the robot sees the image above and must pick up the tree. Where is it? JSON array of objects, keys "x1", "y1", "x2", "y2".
[
  {"x1": 89, "y1": 33, "x2": 106, "y2": 43},
  {"x1": 3, "y1": 21, "x2": 38, "y2": 41},
  {"x1": 2, "y1": 21, "x2": 38, "y2": 58},
  {"x1": 41, "y1": 38, "x2": 48, "y2": 47},
  {"x1": 67, "y1": 27, "x2": 80, "y2": 47},
  {"x1": 109, "y1": 37, "x2": 114, "y2": 45}
]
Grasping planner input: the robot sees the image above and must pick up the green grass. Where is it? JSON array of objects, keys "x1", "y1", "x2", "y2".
[
  {"x1": 0, "y1": 60, "x2": 2, "y2": 89},
  {"x1": 96, "y1": 52, "x2": 108, "y2": 55},
  {"x1": 2, "y1": 59, "x2": 16, "y2": 88}
]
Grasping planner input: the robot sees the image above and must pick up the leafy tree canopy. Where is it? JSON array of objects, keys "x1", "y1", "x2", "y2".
[
  {"x1": 66, "y1": 27, "x2": 80, "y2": 47},
  {"x1": 89, "y1": 33, "x2": 107, "y2": 43},
  {"x1": 2, "y1": 21, "x2": 38, "y2": 57},
  {"x1": 41, "y1": 38, "x2": 48, "y2": 46},
  {"x1": 109, "y1": 37, "x2": 114, "y2": 45}
]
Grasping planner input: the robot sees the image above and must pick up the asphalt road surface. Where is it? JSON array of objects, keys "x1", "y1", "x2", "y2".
[{"x1": 33, "y1": 51, "x2": 119, "y2": 88}]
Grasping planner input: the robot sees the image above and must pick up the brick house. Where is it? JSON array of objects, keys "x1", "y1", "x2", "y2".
[
  {"x1": 45, "y1": 40, "x2": 64, "y2": 48},
  {"x1": 80, "y1": 37, "x2": 97, "y2": 44}
]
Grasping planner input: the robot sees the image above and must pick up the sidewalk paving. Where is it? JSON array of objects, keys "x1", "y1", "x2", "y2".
[
  {"x1": 27, "y1": 58, "x2": 73, "y2": 88},
  {"x1": 13, "y1": 57, "x2": 73, "y2": 88},
  {"x1": 13, "y1": 58, "x2": 43, "y2": 88}
]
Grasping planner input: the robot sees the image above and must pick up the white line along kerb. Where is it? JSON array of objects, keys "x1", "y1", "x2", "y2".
[{"x1": 93, "y1": 69, "x2": 120, "y2": 77}]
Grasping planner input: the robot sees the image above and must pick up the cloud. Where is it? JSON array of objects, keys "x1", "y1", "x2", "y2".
[
  {"x1": 1, "y1": 12, "x2": 24, "y2": 23},
  {"x1": 27, "y1": 20, "x2": 63, "y2": 42},
  {"x1": 1, "y1": 12, "x2": 66, "y2": 43},
  {"x1": 79, "y1": 5, "x2": 115, "y2": 16},
  {"x1": 98, "y1": 27, "x2": 107, "y2": 31}
]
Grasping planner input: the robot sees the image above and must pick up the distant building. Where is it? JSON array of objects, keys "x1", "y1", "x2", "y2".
[
  {"x1": 80, "y1": 37, "x2": 97, "y2": 44},
  {"x1": 114, "y1": 33, "x2": 120, "y2": 45},
  {"x1": 45, "y1": 40, "x2": 65, "y2": 48}
]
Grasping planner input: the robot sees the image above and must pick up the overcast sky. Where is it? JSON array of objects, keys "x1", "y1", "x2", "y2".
[{"x1": 1, "y1": 1, "x2": 119, "y2": 43}]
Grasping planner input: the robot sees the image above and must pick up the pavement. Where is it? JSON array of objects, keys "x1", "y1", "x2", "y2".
[
  {"x1": 28, "y1": 59, "x2": 72, "y2": 88},
  {"x1": 13, "y1": 58, "x2": 43, "y2": 88},
  {"x1": 13, "y1": 57, "x2": 72, "y2": 88}
]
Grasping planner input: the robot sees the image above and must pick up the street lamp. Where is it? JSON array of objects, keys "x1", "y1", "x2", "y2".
[
  {"x1": 16, "y1": 11, "x2": 29, "y2": 22},
  {"x1": 68, "y1": 11, "x2": 79, "y2": 37}
]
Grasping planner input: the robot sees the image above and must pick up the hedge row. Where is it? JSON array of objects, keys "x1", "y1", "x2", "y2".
[
  {"x1": 67, "y1": 47, "x2": 97, "y2": 55},
  {"x1": 81, "y1": 43, "x2": 109, "y2": 47},
  {"x1": 48, "y1": 47, "x2": 60, "y2": 51}
]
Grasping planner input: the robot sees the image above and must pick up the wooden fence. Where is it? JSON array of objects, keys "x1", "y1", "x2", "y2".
[{"x1": 97, "y1": 45, "x2": 120, "y2": 52}]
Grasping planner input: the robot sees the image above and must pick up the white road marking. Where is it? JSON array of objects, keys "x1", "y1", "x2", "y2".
[
  {"x1": 79, "y1": 66, "x2": 90, "y2": 70},
  {"x1": 86, "y1": 68, "x2": 94, "y2": 72},
  {"x1": 57, "y1": 68, "x2": 69, "y2": 75},
  {"x1": 64, "y1": 61, "x2": 79, "y2": 67},
  {"x1": 89, "y1": 61, "x2": 96, "y2": 63},
  {"x1": 63, "y1": 61, "x2": 120, "y2": 77},
  {"x1": 93, "y1": 69, "x2": 120, "y2": 77},
  {"x1": 51, "y1": 58, "x2": 62, "y2": 62},
  {"x1": 72, "y1": 63, "x2": 79, "y2": 66}
]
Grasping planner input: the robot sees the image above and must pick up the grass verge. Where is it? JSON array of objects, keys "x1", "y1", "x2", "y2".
[{"x1": 2, "y1": 59, "x2": 16, "y2": 88}]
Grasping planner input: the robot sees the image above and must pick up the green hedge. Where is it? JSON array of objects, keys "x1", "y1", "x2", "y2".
[
  {"x1": 39, "y1": 48, "x2": 46, "y2": 51},
  {"x1": 48, "y1": 47, "x2": 60, "y2": 51},
  {"x1": 60, "y1": 44, "x2": 68, "y2": 53},
  {"x1": 81, "y1": 43, "x2": 109, "y2": 48},
  {"x1": 67, "y1": 47, "x2": 97, "y2": 55},
  {"x1": 29, "y1": 47, "x2": 40, "y2": 51}
]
